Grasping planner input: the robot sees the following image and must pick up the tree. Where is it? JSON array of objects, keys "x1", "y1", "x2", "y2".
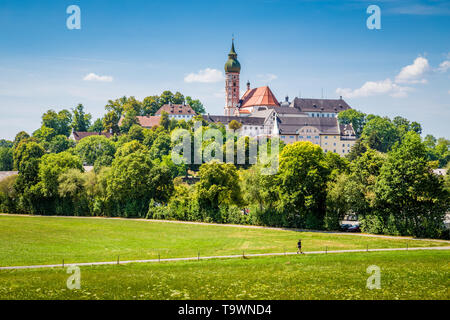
[
  {"x1": 71, "y1": 104, "x2": 92, "y2": 132},
  {"x1": 128, "y1": 124, "x2": 145, "y2": 142},
  {"x1": 115, "y1": 140, "x2": 147, "y2": 158},
  {"x1": 37, "y1": 151, "x2": 83, "y2": 198},
  {"x1": 228, "y1": 120, "x2": 242, "y2": 131},
  {"x1": 33, "y1": 126, "x2": 56, "y2": 146},
  {"x1": 142, "y1": 95, "x2": 161, "y2": 116},
  {"x1": 58, "y1": 168, "x2": 88, "y2": 215},
  {"x1": 106, "y1": 150, "x2": 154, "y2": 217},
  {"x1": 0, "y1": 140, "x2": 13, "y2": 148},
  {"x1": 74, "y1": 135, "x2": 116, "y2": 166},
  {"x1": 13, "y1": 131, "x2": 30, "y2": 148},
  {"x1": 374, "y1": 132, "x2": 448, "y2": 238},
  {"x1": 196, "y1": 161, "x2": 243, "y2": 222},
  {"x1": 150, "y1": 131, "x2": 171, "y2": 160},
  {"x1": 275, "y1": 141, "x2": 330, "y2": 228},
  {"x1": 337, "y1": 109, "x2": 366, "y2": 137},
  {"x1": 361, "y1": 116, "x2": 399, "y2": 153},
  {"x1": 88, "y1": 118, "x2": 104, "y2": 132},
  {"x1": 186, "y1": 96, "x2": 205, "y2": 114},
  {"x1": 0, "y1": 147, "x2": 13, "y2": 171},
  {"x1": 119, "y1": 110, "x2": 139, "y2": 133},
  {"x1": 159, "y1": 111, "x2": 170, "y2": 130},
  {"x1": 41, "y1": 109, "x2": 72, "y2": 136},
  {"x1": 102, "y1": 111, "x2": 120, "y2": 134},
  {"x1": 48, "y1": 135, "x2": 75, "y2": 154}
]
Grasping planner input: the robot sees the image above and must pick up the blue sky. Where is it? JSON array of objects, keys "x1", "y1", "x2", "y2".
[{"x1": 0, "y1": 0, "x2": 449, "y2": 140}]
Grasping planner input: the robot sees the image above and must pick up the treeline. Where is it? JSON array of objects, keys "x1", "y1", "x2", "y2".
[
  {"x1": 338, "y1": 109, "x2": 450, "y2": 167},
  {"x1": 0, "y1": 103, "x2": 449, "y2": 239}
]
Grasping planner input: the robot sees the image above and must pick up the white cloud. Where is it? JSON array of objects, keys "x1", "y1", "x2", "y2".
[
  {"x1": 256, "y1": 73, "x2": 278, "y2": 82},
  {"x1": 395, "y1": 56, "x2": 429, "y2": 84},
  {"x1": 336, "y1": 78, "x2": 412, "y2": 99},
  {"x1": 83, "y1": 73, "x2": 113, "y2": 82},
  {"x1": 184, "y1": 68, "x2": 224, "y2": 83},
  {"x1": 438, "y1": 60, "x2": 450, "y2": 73}
]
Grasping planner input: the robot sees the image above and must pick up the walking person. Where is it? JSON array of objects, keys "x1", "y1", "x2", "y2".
[{"x1": 297, "y1": 239, "x2": 303, "y2": 254}]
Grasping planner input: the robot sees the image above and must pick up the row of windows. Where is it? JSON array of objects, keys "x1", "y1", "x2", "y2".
[
  {"x1": 309, "y1": 113, "x2": 337, "y2": 118},
  {"x1": 169, "y1": 114, "x2": 193, "y2": 119}
]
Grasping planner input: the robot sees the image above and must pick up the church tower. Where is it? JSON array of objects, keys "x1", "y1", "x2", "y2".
[{"x1": 224, "y1": 39, "x2": 241, "y2": 116}]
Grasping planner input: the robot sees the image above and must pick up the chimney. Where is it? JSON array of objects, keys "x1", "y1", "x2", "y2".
[
  {"x1": 247, "y1": 80, "x2": 250, "y2": 90},
  {"x1": 340, "y1": 95, "x2": 342, "y2": 100}
]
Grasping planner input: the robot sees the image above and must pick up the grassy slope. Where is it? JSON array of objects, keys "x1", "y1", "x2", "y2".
[
  {"x1": 0, "y1": 215, "x2": 446, "y2": 266},
  {"x1": 0, "y1": 251, "x2": 448, "y2": 300}
]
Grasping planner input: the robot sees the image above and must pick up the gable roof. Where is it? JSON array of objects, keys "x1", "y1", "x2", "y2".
[
  {"x1": 292, "y1": 98, "x2": 351, "y2": 113},
  {"x1": 71, "y1": 131, "x2": 113, "y2": 142},
  {"x1": 240, "y1": 86, "x2": 280, "y2": 109},
  {"x1": 155, "y1": 104, "x2": 196, "y2": 116},
  {"x1": 136, "y1": 116, "x2": 161, "y2": 128}
]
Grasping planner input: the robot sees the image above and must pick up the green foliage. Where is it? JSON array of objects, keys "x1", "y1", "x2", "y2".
[
  {"x1": 159, "y1": 111, "x2": 170, "y2": 130},
  {"x1": 74, "y1": 135, "x2": 116, "y2": 165},
  {"x1": 374, "y1": 132, "x2": 449, "y2": 238},
  {"x1": 0, "y1": 174, "x2": 17, "y2": 212},
  {"x1": 150, "y1": 131, "x2": 171, "y2": 160},
  {"x1": 337, "y1": 109, "x2": 366, "y2": 137},
  {"x1": 196, "y1": 161, "x2": 243, "y2": 222},
  {"x1": 0, "y1": 147, "x2": 13, "y2": 171},
  {"x1": 424, "y1": 135, "x2": 450, "y2": 168},
  {"x1": 185, "y1": 96, "x2": 205, "y2": 114},
  {"x1": 37, "y1": 151, "x2": 83, "y2": 198},
  {"x1": 48, "y1": 135, "x2": 75, "y2": 154},
  {"x1": 0, "y1": 139, "x2": 13, "y2": 148},
  {"x1": 13, "y1": 131, "x2": 30, "y2": 148},
  {"x1": 71, "y1": 104, "x2": 92, "y2": 132},
  {"x1": 128, "y1": 124, "x2": 145, "y2": 142},
  {"x1": 88, "y1": 118, "x2": 104, "y2": 132},
  {"x1": 361, "y1": 116, "x2": 399, "y2": 152},
  {"x1": 115, "y1": 140, "x2": 147, "y2": 158},
  {"x1": 275, "y1": 141, "x2": 329, "y2": 229},
  {"x1": 41, "y1": 109, "x2": 72, "y2": 136}
]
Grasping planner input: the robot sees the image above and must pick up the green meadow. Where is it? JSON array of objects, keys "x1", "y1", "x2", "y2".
[
  {"x1": 0, "y1": 251, "x2": 448, "y2": 300},
  {"x1": 0, "y1": 215, "x2": 445, "y2": 267}
]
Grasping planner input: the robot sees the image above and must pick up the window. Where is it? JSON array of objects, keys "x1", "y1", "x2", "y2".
[
  {"x1": 299, "y1": 136, "x2": 303, "y2": 139},
  {"x1": 281, "y1": 136, "x2": 285, "y2": 139},
  {"x1": 290, "y1": 136, "x2": 294, "y2": 139},
  {"x1": 325, "y1": 136, "x2": 328, "y2": 139},
  {"x1": 315, "y1": 136, "x2": 319, "y2": 139},
  {"x1": 333, "y1": 143, "x2": 336, "y2": 146},
  {"x1": 307, "y1": 136, "x2": 311, "y2": 139},
  {"x1": 342, "y1": 150, "x2": 345, "y2": 153}
]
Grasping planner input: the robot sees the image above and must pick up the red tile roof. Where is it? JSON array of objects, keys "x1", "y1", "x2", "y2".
[
  {"x1": 240, "y1": 86, "x2": 280, "y2": 109},
  {"x1": 137, "y1": 116, "x2": 161, "y2": 128},
  {"x1": 155, "y1": 104, "x2": 196, "y2": 115},
  {"x1": 71, "y1": 131, "x2": 113, "y2": 142}
]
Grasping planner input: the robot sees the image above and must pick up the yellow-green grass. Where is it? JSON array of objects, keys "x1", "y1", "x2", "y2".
[
  {"x1": 0, "y1": 251, "x2": 448, "y2": 300},
  {"x1": 0, "y1": 215, "x2": 446, "y2": 267}
]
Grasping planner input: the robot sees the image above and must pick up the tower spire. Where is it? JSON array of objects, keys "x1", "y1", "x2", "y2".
[{"x1": 224, "y1": 38, "x2": 241, "y2": 116}]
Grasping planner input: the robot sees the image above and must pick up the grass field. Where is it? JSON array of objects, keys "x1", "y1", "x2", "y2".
[
  {"x1": 0, "y1": 250, "x2": 448, "y2": 299},
  {"x1": 0, "y1": 215, "x2": 446, "y2": 267}
]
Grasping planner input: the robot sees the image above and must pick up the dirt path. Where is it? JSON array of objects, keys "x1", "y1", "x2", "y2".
[{"x1": 1, "y1": 246, "x2": 449, "y2": 271}]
